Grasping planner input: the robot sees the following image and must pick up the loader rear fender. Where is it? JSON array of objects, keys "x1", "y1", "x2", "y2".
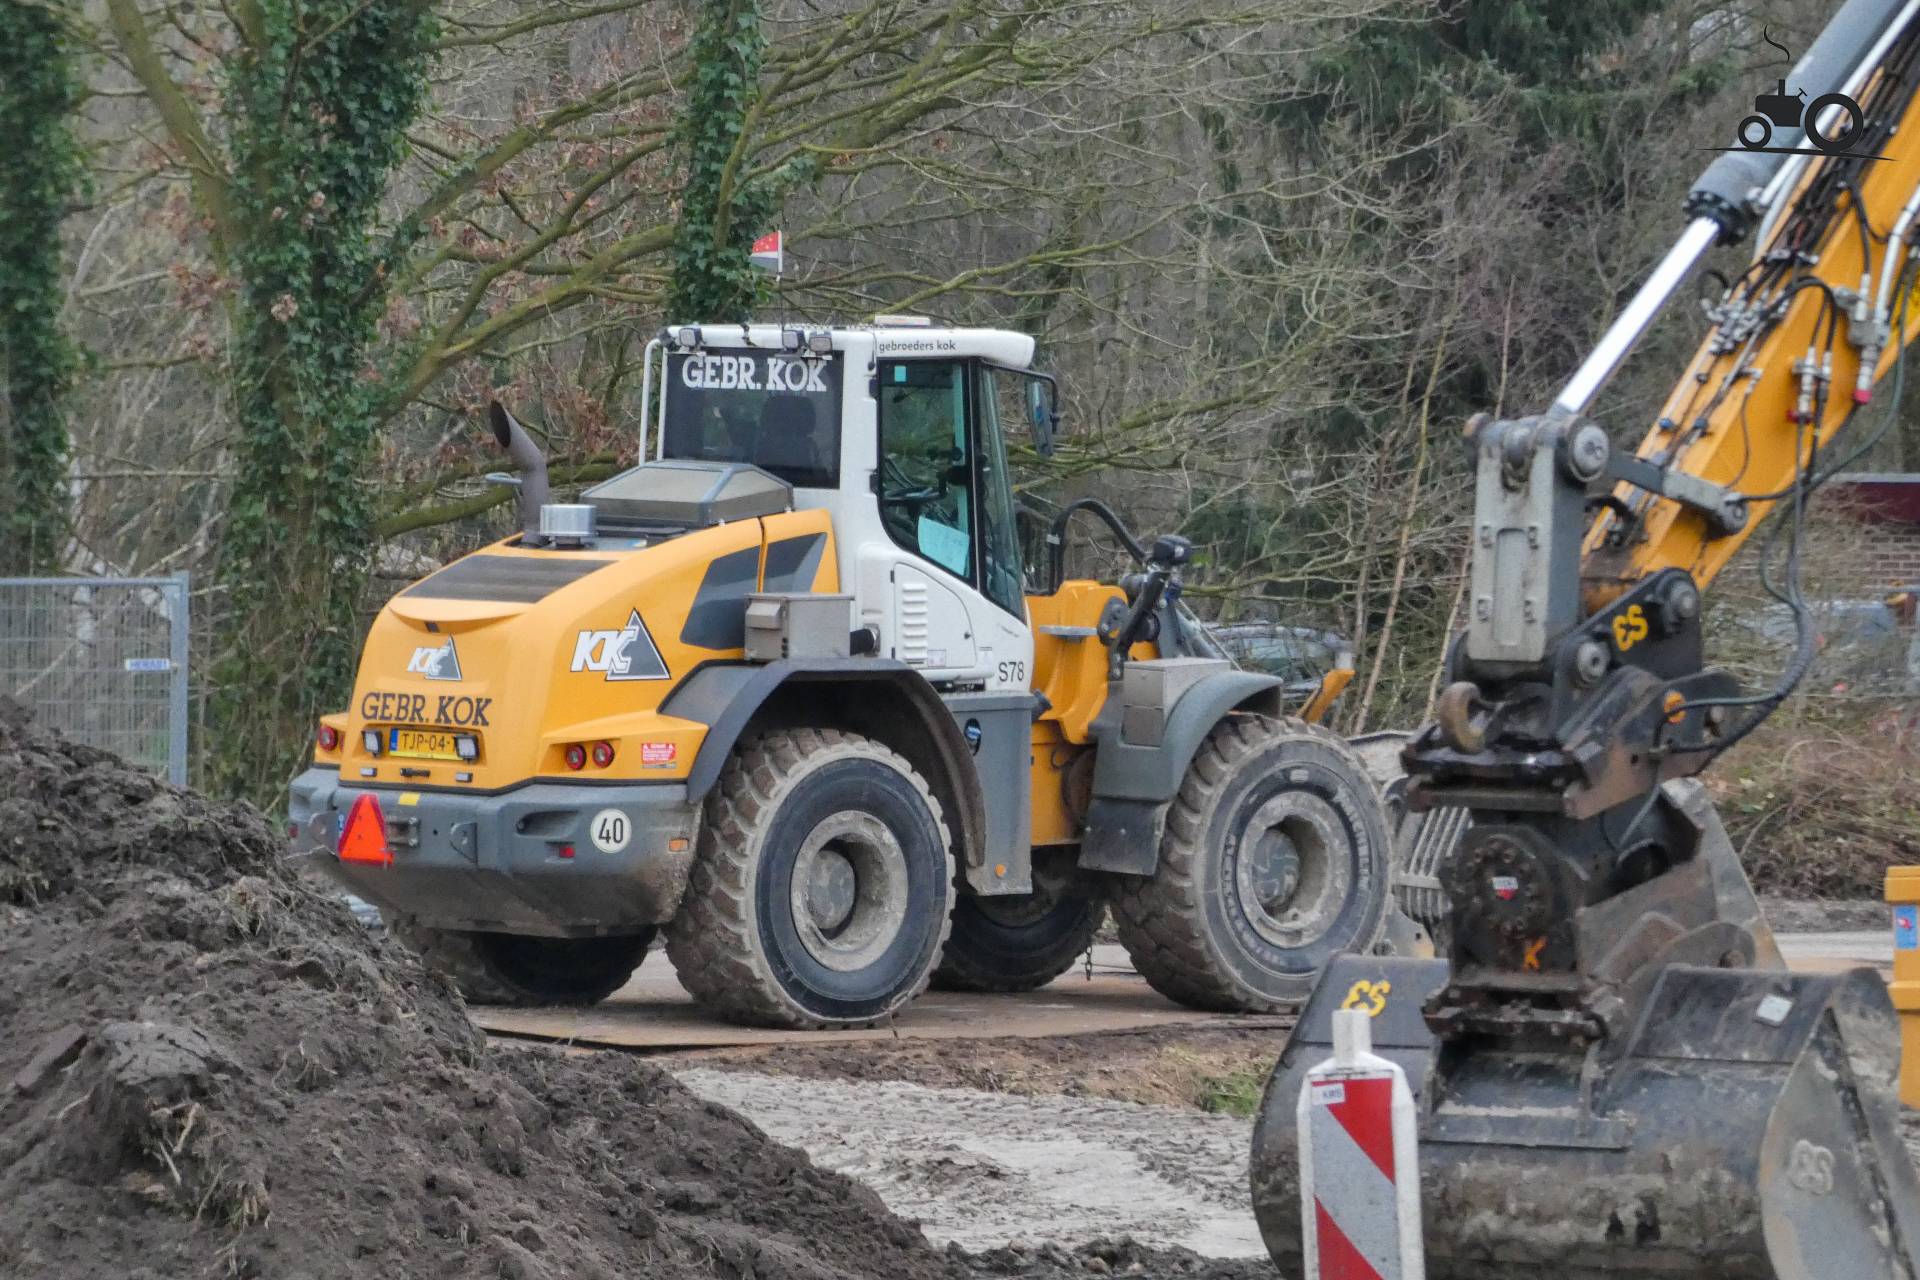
[
  {"x1": 662, "y1": 659, "x2": 987, "y2": 878},
  {"x1": 1078, "y1": 671, "x2": 1284, "y2": 875}
]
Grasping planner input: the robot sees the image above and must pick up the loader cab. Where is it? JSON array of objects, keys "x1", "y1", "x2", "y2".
[
  {"x1": 643, "y1": 321, "x2": 1053, "y2": 696},
  {"x1": 645, "y1": 321, "x2": 1053, "y2": 889}
]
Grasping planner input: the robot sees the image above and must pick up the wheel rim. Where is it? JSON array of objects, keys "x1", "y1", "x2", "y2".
[
  {"x1": 1231, "y1": 790, "x2": 1351, "y2": 949},
  {"x1": 787, "y1": 810, "x2": 910, "y2": 972}
]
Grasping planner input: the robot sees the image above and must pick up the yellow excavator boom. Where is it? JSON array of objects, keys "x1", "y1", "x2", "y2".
[{"x1": 1253, "y1": 3, "x2": 1920, "y2": 1277}]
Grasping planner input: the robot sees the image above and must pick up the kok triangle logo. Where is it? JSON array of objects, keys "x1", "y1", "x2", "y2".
[
  {"x1": 406, "y1": 636, "x2": 463, "y2": 681},
  {"x1": 606, "y1": 609, "x2": 669, "y2": 681},
  {"x1": 571, "y1": 609, "x2": 669, "y2": 682}
]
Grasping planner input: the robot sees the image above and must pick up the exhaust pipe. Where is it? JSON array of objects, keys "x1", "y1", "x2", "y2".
[{"x1": 487, "y1": 401, "x2": 550, "y2": 542}]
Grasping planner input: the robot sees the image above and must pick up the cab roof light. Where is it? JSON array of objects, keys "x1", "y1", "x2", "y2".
[
  {"x1": 780, "y1": 328, "x2": 804, "y2": 353},
  {"x1": 675, "y1": 325, "x2": 702, "y2": 350},
  {"x1": 872, "y1": 314, "x2": 932, "y2": 327},
  {"x1": 806, "y1": 331, "x2": 833, "y2": 356}
]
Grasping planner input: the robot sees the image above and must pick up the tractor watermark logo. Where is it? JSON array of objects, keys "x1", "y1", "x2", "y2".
[
  {"x1": 1716, "y1": 28, "x2": 1876, "y2": 159},
  {"x1": 405, "y1": 637, "x2": 462, "y2": 681}
]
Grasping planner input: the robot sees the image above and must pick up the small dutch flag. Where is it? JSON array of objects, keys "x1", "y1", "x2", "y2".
[{"x1": 750, "y1": 230, "x2": 783, "y2": 276}]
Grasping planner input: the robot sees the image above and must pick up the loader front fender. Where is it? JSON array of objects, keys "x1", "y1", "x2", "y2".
[
  {"x1": 661, "y1": 659, "x2": 987, "y2": 880},
  {"x1": 1078, "y1": 670, "x2": 1283, "y2": 875}
]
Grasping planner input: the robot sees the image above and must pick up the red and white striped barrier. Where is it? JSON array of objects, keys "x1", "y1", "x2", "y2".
[{"x1": 1296, "y1": 1007, "x2": 1424, "y2": 1280}]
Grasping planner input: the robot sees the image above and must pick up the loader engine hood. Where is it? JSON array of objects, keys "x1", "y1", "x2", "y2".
[{"x1": 322, "y1": 507, "x2": 837, "y2": 792}]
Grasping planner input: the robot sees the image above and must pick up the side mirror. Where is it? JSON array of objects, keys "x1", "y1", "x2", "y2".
[{"x1": 1026, "y1": 378, "x2": 1059, "y2": 458}]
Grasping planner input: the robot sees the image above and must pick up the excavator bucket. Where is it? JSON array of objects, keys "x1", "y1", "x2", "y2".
[{"x1": 1253, "y1": 955, "x2": 1920, "y2": 1278}]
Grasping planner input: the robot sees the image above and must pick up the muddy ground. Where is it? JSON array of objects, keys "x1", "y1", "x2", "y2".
[
  {"x1": 677, "y1": 1068, "x2": 1266, "y2": 1258},
  {"x1": 0, "y1": 703, "x2": 1266, "y2": 1280},
  {"x1": 677, "y1": 1025, "x2": 1287, "y2": 1114}
]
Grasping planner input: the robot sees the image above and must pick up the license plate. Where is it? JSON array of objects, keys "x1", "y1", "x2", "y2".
[{"x1": 388, "y1": 728, "x2": 460, "y2": 760}]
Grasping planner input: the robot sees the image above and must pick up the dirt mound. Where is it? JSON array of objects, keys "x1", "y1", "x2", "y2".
[{"x1": 0, "y1": 704, "x2": 983, "y2": 1280}]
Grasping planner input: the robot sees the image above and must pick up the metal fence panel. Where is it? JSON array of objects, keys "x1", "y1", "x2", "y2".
[{"x1": 0, "y1": 575, "x2": 190, "y2": 784}]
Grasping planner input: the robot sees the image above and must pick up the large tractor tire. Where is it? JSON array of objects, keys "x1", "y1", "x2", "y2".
[
  {"x1": 665, "y1": 728, "x2": 955, "y2": 1029},
  {"x1": 387, "y1": 918, "x2": 653, "y2": 1006},
  {"x1": 931, "y1": 852, "x2": 1103, "y2": 993},
  {"x1": 1110, "y1": 715, "x2": 1392, "y2": 1012}
]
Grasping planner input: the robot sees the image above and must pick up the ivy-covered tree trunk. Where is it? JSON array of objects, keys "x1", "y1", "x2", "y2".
[
  {"x1": 0, "y1": 2, "x2": 86, "y2": 575},
  {"x1": 665, "y1": 0, "x2": 773, "y2": 323},
  {"x1": 209, "y1": 0, "x2": 436, "y2": 806}
]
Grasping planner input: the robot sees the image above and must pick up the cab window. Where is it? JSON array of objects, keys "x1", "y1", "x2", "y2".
[
  {"x1": 877, "y1": 361, "x2": 973, "y2": 577},
  {"x1": 661, "y1": 350, "x2": 841, "y2": 488},
  {"x1": 876, "y1": 359, "x2": 1026, "y2": 619},
  {"x1": 973, "y1": 365, "x2": 1029, "y2": 617}
]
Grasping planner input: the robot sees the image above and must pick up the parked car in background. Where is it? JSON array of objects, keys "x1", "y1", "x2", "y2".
[{"x1": 1207, "y1": 621, "x2": 1355, "y2": 702}]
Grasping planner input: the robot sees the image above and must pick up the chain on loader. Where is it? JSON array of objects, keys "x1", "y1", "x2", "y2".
[{"x1": 1252, "y1": 1, "x2": 1920, "y2": 1274}]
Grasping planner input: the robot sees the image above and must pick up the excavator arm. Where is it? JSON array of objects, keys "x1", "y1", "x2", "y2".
[
  {"x1": 1253, "y1": 3, "x2": 1920, "y2": 1276},
  {"x1": 1423, "y1": 0, "x2": 1920, "y2": 834}
]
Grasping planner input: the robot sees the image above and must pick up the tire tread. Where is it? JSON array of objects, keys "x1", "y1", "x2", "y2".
[
  {"x1": 1109, "y1": 715, "x2": 1387, "y2": 1013},
  {"x1": 664, "y1": 728, "x2": 954, "y2": 1029}
]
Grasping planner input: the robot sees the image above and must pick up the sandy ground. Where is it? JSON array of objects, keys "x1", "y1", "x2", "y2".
[{"x1": 673, "y1": 1067, "x2": 1270, "y2": 1259}]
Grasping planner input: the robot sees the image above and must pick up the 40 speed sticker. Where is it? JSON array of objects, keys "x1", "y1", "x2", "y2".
[{"x1": 589, "y1": 809, "x2": 633, "y2": 854}]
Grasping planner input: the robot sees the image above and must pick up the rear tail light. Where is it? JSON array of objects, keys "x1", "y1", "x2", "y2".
[
  {"x1": 590, "y1": 740, "x2": 616, "y2": 768},
  {"x1": 316, "y1": 724, "x2": 341, "y2": 751},
  {"x1": 557, "y1": 844, "x2": 576, "y2": 860},
  {"x1": 563, "y1": 743, "x2": 587, "y2": 771}
]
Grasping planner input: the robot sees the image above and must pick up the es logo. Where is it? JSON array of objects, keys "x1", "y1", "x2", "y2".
[
  {"x1": 571, "y1": 609, "x2": 668, "y2": 681},
  {"x1": 406, "y1": 637, "x2": 462, "y2": 681},
  {"x1": 1340, "y1": 978, "x2": 1390, "y2": 1017},
  {"x1": 1611, "y1": 604, "x2": 1650, "y2": 652}
]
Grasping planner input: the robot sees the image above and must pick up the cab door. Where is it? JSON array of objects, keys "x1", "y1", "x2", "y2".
[
  {"x1": 874, "y1": 359, "x2": 1034, "y2": 691},
  {"x1": 875, "y1": 358, "x2": 1038, "y2": 889}
]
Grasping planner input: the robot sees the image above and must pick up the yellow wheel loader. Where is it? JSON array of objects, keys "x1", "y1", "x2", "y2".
[
  {"x1": 289, "y1": 320, "x2": 1401, "y2": 1028},
  {"x1": 1254, "y1": 1, "x2": 1920, "y2": 1275}
]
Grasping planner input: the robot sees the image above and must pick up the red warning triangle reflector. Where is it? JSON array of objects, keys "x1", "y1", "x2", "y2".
[{"x1": 338, "y1": 793, "x2": 392, "y2": 866}]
